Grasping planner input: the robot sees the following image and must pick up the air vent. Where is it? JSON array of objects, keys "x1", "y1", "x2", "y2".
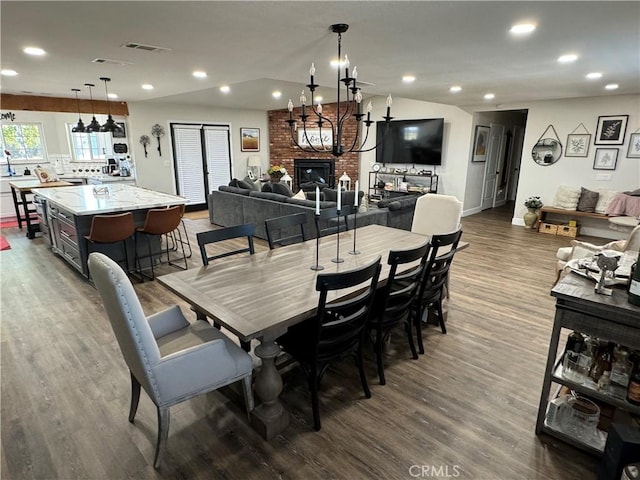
[
  {"x1": 122, "y1": 42, "x2": 171, "y2": 53},
  {"x1": 92, "y1": 58, "x2": 135, "y2": 66}
]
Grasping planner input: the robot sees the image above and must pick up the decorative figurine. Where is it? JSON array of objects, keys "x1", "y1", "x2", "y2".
[
  {"x1": 139, "y1": 135, "x2": 151, "y2": 158},
  {"x1": 151, "y1": 124, "x2": 165, "y2": 156}
]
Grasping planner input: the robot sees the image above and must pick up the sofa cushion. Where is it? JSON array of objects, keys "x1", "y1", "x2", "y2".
[
  {"x1": 249, "y1": 191, "x2": 290, "y2": 202},
  {"x1": 285, "y1": 197, "x2": 317, "y2": 208},
  {"x1": 261, "y1": 182, "x2": 273, "y2": 193},
  {"x1": 576, "y1": 187, "x2": 600, "y2": 213},
  {"x1": 219, "y1": 185, "x2": 251, "y2": 195},
  {"x1": 552, "y1": 186, "x2": 582, "y2": 210},
  {"x1": 377, "y1": 196, "x2": 418, "y2": 210},
  {"x1": 271, "y1": 182, "x2": 293, "y2": 197},
  {"x1": 321, "y1": 188, "x2": 363, "y2": 208},
  {"x1": 238, "y1": 177, "x2": 259, "y2": 191}
]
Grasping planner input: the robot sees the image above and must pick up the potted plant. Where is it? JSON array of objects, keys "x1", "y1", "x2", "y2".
[
  {"x1": 523, "y1": 195, "x2": 543, "y2": 229},
  {"x1": 267, "y1": 165, "x2": 287, "y2": 183}
]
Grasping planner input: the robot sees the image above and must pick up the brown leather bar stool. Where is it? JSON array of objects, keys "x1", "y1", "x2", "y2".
[
  {"x1": 85, "y1": 212, "x2": 136, "y2": 274},
  {"x1": 136, "y1": 205, "x2": 188, "y2": 280}
]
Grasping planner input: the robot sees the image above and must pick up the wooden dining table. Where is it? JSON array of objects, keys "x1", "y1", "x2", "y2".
[{"x1": 157, "y1": 224, "x2": 431, "y2": 439}]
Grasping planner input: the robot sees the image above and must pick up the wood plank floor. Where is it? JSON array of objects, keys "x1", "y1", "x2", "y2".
[{"x1": 0, "y1": 205, "x2": 605, "y2": 479}]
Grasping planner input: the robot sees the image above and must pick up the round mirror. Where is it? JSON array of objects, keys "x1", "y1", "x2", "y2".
[{"x1": 532, "y1": 138, "x2": 562, "y2": 166}]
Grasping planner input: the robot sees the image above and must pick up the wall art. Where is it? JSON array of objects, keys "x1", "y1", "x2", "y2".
[{"x1": 595, "y1": 115, "x2": 628, "y2": 145}]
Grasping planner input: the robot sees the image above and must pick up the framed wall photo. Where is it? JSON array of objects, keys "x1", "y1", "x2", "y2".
[
  {"x1": 627, "y1": 132, "x2": 640, "y2": 158},
  {"x1": 240, "y1": 127, "x2": 260, "y2": 152},
  {"x1": 593, "y1": 148, "x2": 618, "y2": 170},
  {"x1": 565, "y1": 133, "x2": 591, "y2": 157},
  {"x1": 472, "y1": 125, "x2": 489, "y2": 162},
  {"x1": 112, "y1": 122, "x2": 127, "y2": 138},
  {"x1": 595, "y1": 115, "x2": 628, "y2": 145}
]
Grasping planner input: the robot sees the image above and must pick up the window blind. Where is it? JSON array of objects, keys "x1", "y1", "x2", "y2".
[
  {"x1": 173, "y1": 125, "x2": 205, "y2": 204},
  {"x1": 203, "y1": 126, "x2": 231, "y2": 192}
]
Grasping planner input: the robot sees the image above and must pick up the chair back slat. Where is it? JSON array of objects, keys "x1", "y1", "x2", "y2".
[
  {"x1": 417, "y1": 230, "x2": 462, "y2": 305},
  {"x1": 140, "y1": 205, "x2": 183, "y2": 235},
  {"x1": 87, "y1": 212, "x2": 136, "y2": 243},
  {"x1": 314, "y1": 205, "x2": 352, "y2": 237},
  {"x1": 197, "y1": 224, "x2": 255, "y2": 266},
  {"x1": 265, "y1": 212, "x2": 307, "y2": 249}
]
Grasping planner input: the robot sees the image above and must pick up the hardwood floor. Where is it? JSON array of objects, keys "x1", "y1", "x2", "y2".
[{"x1": 0, "y1": 205, "x2": 604, "y2": 479}]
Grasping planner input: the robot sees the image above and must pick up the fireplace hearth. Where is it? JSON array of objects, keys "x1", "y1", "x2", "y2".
[{"x1": 294, "y1": 159, "x2": 335, "y2": 190}]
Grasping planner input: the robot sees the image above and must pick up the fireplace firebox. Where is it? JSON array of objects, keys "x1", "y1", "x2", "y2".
[{"x1": 294, "y1": 159, "x2": 335, "y2": 191}]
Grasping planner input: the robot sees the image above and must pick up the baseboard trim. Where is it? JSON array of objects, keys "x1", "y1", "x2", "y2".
[{"x1": 463, "y1": 207, "x2": 483, "y2": 217}]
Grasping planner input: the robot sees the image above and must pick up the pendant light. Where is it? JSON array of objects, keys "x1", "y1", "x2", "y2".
[
  {"x1": 71, "y1": 88, "x2": 85, "y2": 133},
  {"x1": 84, "y1": 83, "x2": 101, "y2": 132},
  {"x1": 99, "y1": 77, "x2": 123, "y2": 133}
]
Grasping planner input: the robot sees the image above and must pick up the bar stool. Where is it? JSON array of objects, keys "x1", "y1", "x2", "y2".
[
  {"x1": 136, "y1": 205, "x2": 188, "y2": 280},
  {"x1": 85, "y1": 212, "x2": 136, "y2": 274}
]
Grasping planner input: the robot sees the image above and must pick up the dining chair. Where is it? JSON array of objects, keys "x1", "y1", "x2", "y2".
[
  {"x1": 411, "y1": 194, "x2": 463, "y2": 237},
  {"x1": 265, "y1": 212, "x2": 307, "y2": 250},
  {"x1": 314, "y1": 205, "x2": 352, "y2": 237},
  {"x1": 84, "y1": 212, "x2": 136, "y2": 274},
  {"x1": 136, "y1": 205, "x2": 188, "y2": 280},
  {"x1": 368, "y1": 240, "x2": 431, "y2": 385},
  {"x1": 196, "y1": 224, "x2": 255, "y2": 265},
  {"x1": 88, "y1": 252, "x2": 253, "y2": 469},
  {"x1": 414, "y1": 229, "x2": 463, "y2": 355},
  {"x1": 276, "y1": 256, "x2": 382, "y2": 431}
]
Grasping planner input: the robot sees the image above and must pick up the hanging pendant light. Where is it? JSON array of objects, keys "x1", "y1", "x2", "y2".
[
  {"x1": 99, "y1": 77, "x2": 123, "y2": 133},
  {"x1": 84, "y1": 83, "x2": 101, "y2": 132},
  {"x1": 71, "y1": 88, "x2": 85, "y2": 133}
]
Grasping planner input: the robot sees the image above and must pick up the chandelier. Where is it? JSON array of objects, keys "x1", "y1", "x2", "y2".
[{"x1": 286, "y1": 23, "x2": 392, "y2": 157}]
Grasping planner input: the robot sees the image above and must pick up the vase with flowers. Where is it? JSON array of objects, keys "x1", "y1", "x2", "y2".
[
  {"x1": 523, "y1": 195, "x2": 543, "y2": 229},
  {"x1": 267, "y1": 165, "x2": 287, "y2": 183}
]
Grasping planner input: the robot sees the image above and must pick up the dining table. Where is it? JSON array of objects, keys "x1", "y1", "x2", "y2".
[{"x1": 157, "y1": 224, "x2": 431, "y2": 439}]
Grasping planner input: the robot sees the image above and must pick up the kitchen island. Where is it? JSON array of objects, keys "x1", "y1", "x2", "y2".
[{"x1": 32, "y1": 184, "x2": 186, "y2": 278}]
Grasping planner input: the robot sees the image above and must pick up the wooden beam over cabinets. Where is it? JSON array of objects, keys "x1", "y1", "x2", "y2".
[{"x1": 0, "y1": 94, "x2": 129, "y2": 116}]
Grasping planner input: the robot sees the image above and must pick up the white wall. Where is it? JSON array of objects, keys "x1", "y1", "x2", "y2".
[
  {"x1": 359, "y1": 96, "x2": 473, "y2": 203},
  {"x1": 127, "y1": 102, "x2": 268, "y2": 195}
]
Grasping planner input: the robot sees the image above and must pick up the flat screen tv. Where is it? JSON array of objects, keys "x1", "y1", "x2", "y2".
[{"x1": 375, "y1": 118, "x2": 444, "y2": 165}]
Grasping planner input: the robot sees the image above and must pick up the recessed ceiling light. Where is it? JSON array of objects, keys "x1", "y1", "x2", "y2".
[
  {"x1": 484, "y1": 93, "x2": 495, "y2": 100},
  {"x1": 510, "y1": 23, "x2": 536, "y2": 35},
  {"x1": 1, "y1": 69, "x2": 18, "y2": 76},
  {"x1": 220, "y1": 85, "x2": 230, "y2": 93},
  {"x1": 605, "y1": 83, "x2": 619, "y2": 90},
  {"x1": 142, "y1": 84, "x2": 154, "y2": 90},
  {"x1": 586, "y1": 72, "x2": 603, "y2": 79},
  {"x1": 23, "y1": 46, "x2": 46, "y2": 56},
  {"x1": 272, "y1": 90, "x2": 282, "y2": 99},
  {"x1": 558, "y1": 54, "x2": 578, "y2": 63},
  {"x1": 330, "y1": 59, "x2": 347, "y2": 68},
  {"x1": 108, "y1": 93, "x2": 118, "y2": 99},
  {"x1": 192, "y1": 70, "x2": 207, "y2": 78},
  {"x1": 314, "y1": 96, "x2": 323, "y2": 103},
  {"x1": 450, "y1": 85, "x2": 462, "y2": 93},
  {"x1": 402, "y1": 75, "x2": 416, "y2": 83}
]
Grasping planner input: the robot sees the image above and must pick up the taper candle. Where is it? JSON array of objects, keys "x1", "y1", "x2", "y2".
[{"x1": 315, "y1": 186, "x2": 320, "y2": 215}]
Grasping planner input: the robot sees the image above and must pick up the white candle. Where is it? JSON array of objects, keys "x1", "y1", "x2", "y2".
[
  {"x1": 354, "y1": 181, "x2": 359, "y2": 206},
  {"x1": 315, "y1": 186, "x2": 320, "y2": 215},
  {"x1": 337, "y1": 186, "x2": 341, "y2": 211}
]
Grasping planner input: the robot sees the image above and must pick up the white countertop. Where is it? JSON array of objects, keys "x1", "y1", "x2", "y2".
[{"x1": 32, "y1": 184, "x2": 187, "y2": 216}]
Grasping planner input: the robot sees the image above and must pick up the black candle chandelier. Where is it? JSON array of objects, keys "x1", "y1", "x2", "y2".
[
  {"x1": 71, "y1": 88, "x2": 85, "y2": 133},
  {"x1": 99, "y1": 77, "x2": 123, "y2": 133},
  {"x1": 286, "y1": 23, "x2": 393, "y2": 157}
]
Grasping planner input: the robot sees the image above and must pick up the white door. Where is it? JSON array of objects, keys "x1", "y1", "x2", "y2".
[
  {"x1": 171, "y1": 123, "x2": 232, "y2": 208},
  {"x1": 508, "y1": 125, "x2": 525, "y2": 201},
  {"x1": 481, "y1": 123, "x2": 505, "y2": 210}
]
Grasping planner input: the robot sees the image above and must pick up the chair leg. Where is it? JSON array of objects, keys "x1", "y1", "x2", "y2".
[
  {"x1": 128, "y1": 372, "x2": 141, "y2": 422},
  {"x1": 436, "y1": 300, "x2": 447, "y2": 334},
  {"x1": 375, "y1": 328, "x2": 386, "y2": 385},
  {"x1": 415, "y1": 309, "x2": 425, "y2": 355},
  {"x1": 309, "y1": 371, "x2": 321, "y2": 431},
  {"x1": 406, "y1": 318, "x2": 418, "y2": 360},
  {"x1": 241, "y1": 376, "x2": 254, "y2": 420},
  {"x1": 154, "y1": 406, "x2": 170, "y2": 470},
  {"x1": 357, "y1": 341, "x2": 372, "y2": 398}
]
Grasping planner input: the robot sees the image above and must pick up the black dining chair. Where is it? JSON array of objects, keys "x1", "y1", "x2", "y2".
[
  {"x1": 414, "y1": 229, "x2": 462, "y2": 355},
  {"x1": 314, "y1": 205, "x2": 352, "y2": 237},
  {"x1": 368, "y1": 240, "x2": 431, "y2": 385},
  {"x1": 196, "y1": 224, "x2": 255, "y2": 265},
  {"x1": 265, "y1": 212, "x2": 308, "y2": 250},
  {"x1": 276, "y1": 256, "x2": 382, "y2": 431}
]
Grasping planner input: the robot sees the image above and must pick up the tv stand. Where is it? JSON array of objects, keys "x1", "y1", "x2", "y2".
[{"x1": 368, "y1": 171, "x2": 438, "y2": 201}]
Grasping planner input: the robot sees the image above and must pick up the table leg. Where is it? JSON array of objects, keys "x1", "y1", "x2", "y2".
[
  {"x1": 21, "y1": 191, "x2": 37, "y2": 239},
  {"x1": 250, "y1": 337, "x2": 289, "y2": 440},
  {"x1": 10, "y1": 186, "x2": 22, "y2": 229}
]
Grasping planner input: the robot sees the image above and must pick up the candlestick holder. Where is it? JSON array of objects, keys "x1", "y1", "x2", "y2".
[
  {"x1": 310, "y1": 213, "x2": 324, "y2": 271},
  {"x1": 348, "y1": 209, "x2": 360, "y2": 255},
  {"x1": 332, "y1": 209, "x2": 344, "y2": 263}
]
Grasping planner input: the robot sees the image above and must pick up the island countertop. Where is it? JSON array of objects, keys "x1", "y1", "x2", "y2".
[{"x1": 31, "y1": 184, "x2": 186, "y2": 216}]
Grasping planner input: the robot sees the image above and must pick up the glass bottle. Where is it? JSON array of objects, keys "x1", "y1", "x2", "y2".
[
  {"x1": 611, "y1": 347, "x2": 631, "y2": 388},
  {"x1": 629, "y1": 253, "x2": 640, "y2": 307},
  {"x1": 589, "y1": 341, "x2": 613, "y2": 383},
  {"x1": 577, "y1": 336, "x2": 599, "y2": 379},
  {"x1": 565, "y1": 331, "x2": 585, "y2": 354},
  {"x1": 627, "y1": 352, "x2": 640, "y2": 406}
]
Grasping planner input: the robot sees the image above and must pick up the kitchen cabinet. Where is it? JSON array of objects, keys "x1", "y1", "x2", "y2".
[
  {"x1": 368, "y1": 171, "x2": 438, "y2": 201},
  {"x1": 535, "y1": 273, "x2": 640, "y2": 456}
]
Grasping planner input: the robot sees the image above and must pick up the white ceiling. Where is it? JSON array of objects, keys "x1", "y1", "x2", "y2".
[{"x1": 1, "y1": 1, "x2": 639, "y2": 111}]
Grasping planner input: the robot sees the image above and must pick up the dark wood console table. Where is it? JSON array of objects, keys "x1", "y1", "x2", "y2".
[{"x1": 536, "y1": 273, "x2": 640, "y2": 455}]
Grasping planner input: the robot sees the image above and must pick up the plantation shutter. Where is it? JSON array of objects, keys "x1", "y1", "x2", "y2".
[{"x1": 203, "y1": 125, "x2": 231, "y2": 192}]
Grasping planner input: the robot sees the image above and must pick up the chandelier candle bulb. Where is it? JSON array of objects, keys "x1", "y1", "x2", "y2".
[
  {"x1": 317, "y1": 103, "x2": 323, "y2": 115},
  {"x1": 337, "y1": 187, "x2": 341, "y2": 211},
  {"x1": 386, "y1": 94, "x2": 393, "y2": 118},
  {"x1": 310, "y1": 63, "x2": 315, "y2": 84},
  {"x1": 315, "y1": 186, "x2": 320, "y2": 215},
  {"x1": 344, "y1": 55, "x2": 350, "y2": 77},
  {"x1": 354, "y1": 181, "x2": 359, "y2": 205}
]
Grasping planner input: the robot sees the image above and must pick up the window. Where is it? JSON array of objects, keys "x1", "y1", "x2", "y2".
[
  {"x1": 68, "y1": 125, "x2": 113, "y2": 161},
  {"x1": 0, "y1": 123, "x2": 46, "y2": 162}
]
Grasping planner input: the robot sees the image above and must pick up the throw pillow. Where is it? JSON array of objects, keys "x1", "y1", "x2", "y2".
[
  {"x1": 242, "y1": 176, "x2": 260, "y2": 191},
  {"x1": 261, "y1": 182, "x2": 273, "y2": 193},
  {"x1": 323, "y1": 188, "x2": 337, "y2": 202},
  {"x1": 576, "y1": 187, "x2": 600, "y2": 213},
  {"x1": 552, "y1": 186, "x2": 581, "y2": 210},
  {"x1": 595, "y1": 189, "x2": 618, "y2": 214},
  {"x1": 271, "y1": 182, "x2": 293, "y2": 197},
  {"x1": 237, "y1": 179, "x2": 256, "y2": 191},
  {"x1": 292, "y1": 189, "x2": 306, "y2": 200},
  {"x1": 229, "y1": 178, "x2": 240, "y2": 187},
  {"x1": 34, "y1": 167, "x2": 59, "y2": 183}
]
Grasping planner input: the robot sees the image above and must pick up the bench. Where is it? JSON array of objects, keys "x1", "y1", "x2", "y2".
[{"x1": 538, "y1": 206, "x2": 608, "y2": 222}]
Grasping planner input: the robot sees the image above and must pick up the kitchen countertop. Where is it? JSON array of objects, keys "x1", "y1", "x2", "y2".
[{"x1": 32, "y1": 184, "x2": 186, "y2": 216}]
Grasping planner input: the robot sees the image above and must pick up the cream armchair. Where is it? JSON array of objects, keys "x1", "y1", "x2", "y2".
[
  {"x1": 88, "y1": 252, "x2": 253, "y2": 469},
  {"x1": 555, "y1": 225, "x2": 640, "y2": 281}
]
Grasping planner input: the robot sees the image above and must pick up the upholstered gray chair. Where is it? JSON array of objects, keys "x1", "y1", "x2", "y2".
[{"x1": 88, "y1": 252, "x2": 253, "y2": 469}]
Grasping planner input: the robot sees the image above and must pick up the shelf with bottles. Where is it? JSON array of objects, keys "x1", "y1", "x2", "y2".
[{"x1": 369, "y1": 170, "x2": 438, "y2": 197}]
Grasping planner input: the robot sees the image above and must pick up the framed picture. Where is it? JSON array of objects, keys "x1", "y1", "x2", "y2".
[
  {"x1": 240, "y1": 127, "x2": 260, "y2": 152},
  {"x1": 595, "y1": 115, "x2": 628, "y2": 145},
  {"x1": 472, "y1": 125, "x2": 489, "y2": 162},
  {"x1": 298, "y1": 128, "x2": 333, "y2": 147},
  {"x1": 565, "y1": 133, "x2": 591, "y2": 157},
  {"x1": 593, "y1": 148, "x2": 618, "y2": 170},
  {"x1": 627, "y1": 132, "x2": 640, "y2": 158},
  {"x1": 112, "y1": 122, "x2": 127, "y2": 138}
]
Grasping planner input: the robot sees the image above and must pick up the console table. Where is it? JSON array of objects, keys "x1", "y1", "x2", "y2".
[
  {"x1": 368, "y1": 171, "x2": 438, "y2": 200},
  {"x1": 535, "y1": 273, "x2": 640, "y2": 455}
]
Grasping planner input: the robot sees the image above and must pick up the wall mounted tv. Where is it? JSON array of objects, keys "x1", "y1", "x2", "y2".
[{"x1": 375, "y1": 118, "x2": 444, "y2": 165}]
